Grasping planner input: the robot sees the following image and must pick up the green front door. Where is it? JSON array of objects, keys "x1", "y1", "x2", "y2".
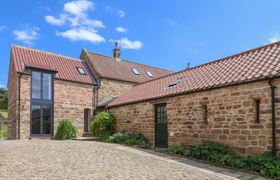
[{"x1": 155, "y1": 103, "x2": 168, "y2": 147}]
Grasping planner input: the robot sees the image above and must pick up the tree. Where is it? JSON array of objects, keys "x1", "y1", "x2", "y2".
[{"x1": 0, "y1": 88, "x2": 8, "y2": 110}]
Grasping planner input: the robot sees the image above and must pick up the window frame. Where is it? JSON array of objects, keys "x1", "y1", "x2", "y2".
[
  {"x1": 255, "y1": 99, "x2": 261, "y2": 123},
  {"x1": 132, "y1": 68, "x2": 140, "y2": 75},
  {"x1": 77, "y1": 67, "x2": 87, "y2": 75},
  {"x1": 31, "y1": 70, "x2": 54, "y2": 101},
  {"x1": 203, "y1": 105, "x2": 208, "y2": 124},
  {"x1": 30, "y1": 69, "x2": 55, "y2": 136},
  {"x1": 146, "y1": 71, "x2": 154, "y2": 78}
]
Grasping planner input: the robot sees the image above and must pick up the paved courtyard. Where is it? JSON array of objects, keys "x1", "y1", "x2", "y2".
[{"x1": 0, "y1": 139, "x2": 267, "y2": 180}]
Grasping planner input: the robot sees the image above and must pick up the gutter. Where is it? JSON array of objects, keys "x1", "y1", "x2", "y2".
[
  {"x1": 17, "y1": 74, "x2": 22, "y2": 139},
  {"x1": 268, "y1": 79, "x2": 277, "y2": 156}
]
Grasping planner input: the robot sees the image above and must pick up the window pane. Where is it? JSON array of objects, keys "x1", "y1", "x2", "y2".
[
  {"x1": 32, "y1": 72, "x2": 41, "y2": 99},
  {"x1": 43, "y1": 73, "x2": 52, "y2": 100},
  {"x1": 31, "y1": 105, "x2": 41, "y2": 134},
  {"x1": 78, "y1": 67, "x2": 86, "y2": 75},
  {"x1": 42, "y1": 106, "x2": 51, "y2": 134}
]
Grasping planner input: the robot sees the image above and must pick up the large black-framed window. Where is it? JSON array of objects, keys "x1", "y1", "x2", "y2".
[
  {"x1": 31, "y1": 71, "x2": 53, "y2": 101},
  {"x1": 30, "y1": 70, "x2": 54, "y2": 135}
]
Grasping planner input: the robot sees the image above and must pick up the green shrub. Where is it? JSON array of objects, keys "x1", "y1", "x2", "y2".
[
  {"x1": 163, "y1": 141, "x2": 280, "y2": 178},
  {"x1": 107, "y1": 132, "x2": 130, "y2": 143},
  {"x1": 244, "y1": 153, "x2": 280, "y2": 177},
  {"x1": 190, "y1": 141, "x2": 236, "y2": 161},
  {"x1": 163, "y1": 145, "x2": 192, "y2": 156},
  {"x1": 106, "y1": 132, "x2": 149, "y2": 148},
  {"x1": 124, "y1": 134, "x2": 149, "y2": 148},
  {"x1": 0, "y1": 88, "x2": 8, "y2": 110},
  {"x1": 0, "y1": 123, "x2": 7, "y2": 138},
  {"x1": 90, "y1": 112, "x2": 116, "y2": 138},
  {"x1": 55, "y1": 119, "x2": 77, "y2": 140}
]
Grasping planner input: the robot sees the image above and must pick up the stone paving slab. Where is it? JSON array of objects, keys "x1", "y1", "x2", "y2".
[{"x1": 0, "y1": 140, "x2": 269, "y2": 180}]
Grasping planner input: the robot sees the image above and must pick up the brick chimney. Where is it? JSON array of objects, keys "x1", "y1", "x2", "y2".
[{"x1": 113, "y1": 42, "x2": 121, "y2": 60}]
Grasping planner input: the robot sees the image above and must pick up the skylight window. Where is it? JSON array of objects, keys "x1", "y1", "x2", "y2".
[
  {"x1": 132, "y1": 68, "x2": 140, "y2": 75},
  {"x1": 146, "y1": 71, "x2": 154, "y2": 78},
  {"x1": 168, "y1": 77, "x2": 184, "y2": 87},
  {"x1": 77, "y1": 67, "x2": 86, "y2": 75}
]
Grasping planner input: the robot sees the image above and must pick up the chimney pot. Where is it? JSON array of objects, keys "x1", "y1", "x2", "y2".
[{"x1": 113, "y1": 42, "x2": 121, "y2": 60}]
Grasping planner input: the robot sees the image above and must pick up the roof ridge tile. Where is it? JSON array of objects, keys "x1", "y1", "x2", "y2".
[
  {"x1": 12, "y1": 44, "x2": 82, "y2": 62},
  {"x1": 87, "y1": 51, "x2": 173, "y2": 73},
  {"x1": 108, "y1": 41, "x2": 280, "y2": 107}
]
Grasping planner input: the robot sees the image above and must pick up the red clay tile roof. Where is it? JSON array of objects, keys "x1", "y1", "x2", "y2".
[
  {"x1": 84, "y1": 51, "x2": 173, "y2": 83},
  {"x1": 12, "y1": 45, "x2": 96, "y2": 85},
  {"x1": 109, "y1": 41, "x2": 280, "y2": 107},
  {"x1": 25, "y1": 62, "x2": 58, "y2": 72}
]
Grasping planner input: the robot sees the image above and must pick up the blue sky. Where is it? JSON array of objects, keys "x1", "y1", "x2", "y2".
[{"x1": 0, "y1": 0, "x2": 280, "y2": 88}]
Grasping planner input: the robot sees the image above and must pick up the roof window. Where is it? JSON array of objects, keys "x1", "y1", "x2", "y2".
[
  {"x1": 146, "y1": 71, "x2": 154, "y2": 78},
  {"x1": 168, "y1": 77, "x2": 184, "y2": 87},
  {"x1": 77, "y1": 67, "x2": 86, "y2": 75},
  {"x1": 132, "y1": 68, "x2": 140, "y2": 75}
]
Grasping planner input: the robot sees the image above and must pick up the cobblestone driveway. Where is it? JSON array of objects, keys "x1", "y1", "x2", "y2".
[{"x1": 0, "y1": 140, "x2": 266, "y2": 180}]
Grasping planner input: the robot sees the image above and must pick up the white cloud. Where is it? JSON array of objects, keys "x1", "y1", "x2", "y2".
[
  {"x1": 115, "y1": 37, "x2": 143, "y2": 49},
  {"x1": 118, "y1": 10, "x2": 125, "y2": 18},
  {"x1": 13, "y1": 27, "x2": 39, "y2": 45},
  {"x1": 45, "y1": 0, "x2": 105, "y2": 43},
  {"x1": 0, "y1": 84, "x2": 5, "y2": 89},
  {"x1": 116, "y1": 27, "x2": 127, "y2": 33},
  {"x1": 46, "y1": 0, "x2": 103, "y2": 28},
  {"x1": 105, "y1": 5, "x2": 113, "y2": 12},
  {"x1": 56, "y1": 28, "x2": 105, "y2": 44},
  {"x1": 68, "y1": 16, "x2": 105, "y2": 28},
  {"x1": 105, "y1": 6, "x2": 125, "y2": 18},
  {"x1": 45, "y1": 14, "x2": 68, "y2": 26},
  {"x1": 64, "y1": 0, "x2": 93, "y2": 16},
  {"x1": 268, "y1": 34, "x2": 280, "y2": 43}
]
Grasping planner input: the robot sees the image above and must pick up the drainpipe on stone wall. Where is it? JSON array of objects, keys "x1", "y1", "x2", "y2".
[
  {"x1": 93, "y1": 85, "x2": 98, "y2": 115},
  {"x1": 268, "y1": 79, "x2": 277, "y2": 156},
  {"x1": 17, "y1": 74, "x2": 22, "y2": 139}
]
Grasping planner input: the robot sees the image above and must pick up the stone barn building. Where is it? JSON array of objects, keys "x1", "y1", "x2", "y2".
[
  {"x1": 7, "y1": 44, "x2": 172, "y2": 139},
  {"x1": 108, "y1": 42, "x2": 280, "y2": 156}
]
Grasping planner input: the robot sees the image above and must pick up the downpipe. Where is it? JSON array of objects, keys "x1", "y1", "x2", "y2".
[
  {"x1": 18, "y1": 74, "x2": 22, "y2": 139},
  {"x1": 268, "y1": 79, "x2": 277, "y2": 156}
]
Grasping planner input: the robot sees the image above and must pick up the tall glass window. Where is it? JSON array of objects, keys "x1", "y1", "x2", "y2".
[
  {"x1": 30, "y1": 70, "x2": 54, "y2": 135},
  {"x1": 31, "y1": 105, "x2": 41, "y2": 134},
  {"x1": 43, "y1": 73, "x2": 52, "y2": 100},
  {"x1": 31, "y1": 71, "x2": 52, "y2": 100},
  {"x1": 31, "y1": 71, "x2": 41, "y2": 99}
]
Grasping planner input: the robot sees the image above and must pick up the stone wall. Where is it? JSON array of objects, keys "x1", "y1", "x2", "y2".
[
  {"x1": 54, "y1": 80, "x2": 94, "y2": 137},
  {"x1": 7, "y1": 57, "x2": 18, "y2": 139},
  {"x1": 19, "y1": 75, "x2": 31, "y2": 139},
  {"x1": 98, "y1": 78, "x2": 134, "y2": 101},
  {"x1": 110, "y1": 79, "x2": 280, "y2": 156},
  {"x1": 9, "y1": 73, "x2": 95, "y2": 139}
]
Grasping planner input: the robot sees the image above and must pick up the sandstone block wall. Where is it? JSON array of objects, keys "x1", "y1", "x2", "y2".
[
  {"x1": 54, "y1": 80, "x2": 94, "y2": 137},
  {"x1": 8, "y1": 73, "x2": 95, "y2": 139},
  {"x1": 7, "y1": 58, "x2": 18, "y2": 139},
  {"x1": 110, "y1": 79, "x2": 280, "y2": 156},
  {"x1": 98, "y1": 78, "x2": 134, "y2": 101}
]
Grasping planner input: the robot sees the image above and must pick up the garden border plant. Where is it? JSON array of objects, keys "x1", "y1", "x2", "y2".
[
  {"x1": 55, "y1": 118, "x2": 77, "y2": 140},
  {"x1": 161, "y1": 141, "x2": 280, "y2": 179},
  {"x1": 90, "y1": 111, "x2": 116, "y2": 139},
  {"x1": 105, "y1": 132, "x2": 150, "y2": 148},
  {"x1": 89, "y1": 111, "x2": 280, "y2": 178}
]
